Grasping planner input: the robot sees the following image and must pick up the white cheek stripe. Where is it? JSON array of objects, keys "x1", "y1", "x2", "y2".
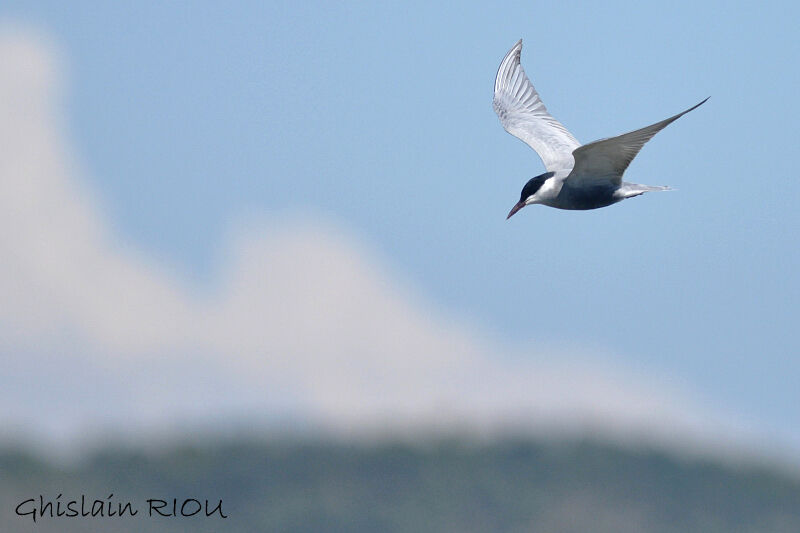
[{"x1": 526, "y1": 179, "x2": 559, "y2": 204}]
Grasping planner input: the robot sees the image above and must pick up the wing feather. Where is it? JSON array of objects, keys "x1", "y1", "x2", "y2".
[
  {"x1": 492, "y1": 40, "x2": 580, "y2": 172},
  {"x1": 566, "y1": 98, "x2": 709, "y2": 187}
]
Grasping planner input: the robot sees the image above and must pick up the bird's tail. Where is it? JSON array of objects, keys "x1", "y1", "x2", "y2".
[{"x1": 618, "y1": 182, "x2": 672, "y2": 199}]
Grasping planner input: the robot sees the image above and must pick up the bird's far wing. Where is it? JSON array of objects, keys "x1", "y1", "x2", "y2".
[
  {"x1": 493, "y1": 39, "x2": 580, "y2": 172},
  {"x1": 565, "y1": 98, "x2": 709, "y2": 188}
]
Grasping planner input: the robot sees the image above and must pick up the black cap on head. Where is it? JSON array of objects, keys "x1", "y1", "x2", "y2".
[
  {"x1": 508, "y1": 172, "x2": 555, "y2": 219},
  {"x1": 519, "y1": 171, "x2": 555, "y2": 202}
]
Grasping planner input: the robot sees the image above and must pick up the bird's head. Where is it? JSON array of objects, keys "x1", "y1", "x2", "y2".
[{"x1": 506, "y1": 172, "x2": 555, "y2": 219}]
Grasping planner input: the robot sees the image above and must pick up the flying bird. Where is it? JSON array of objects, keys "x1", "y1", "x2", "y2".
[{"x1": 493, "y1": 39, "x2": 707, "y2": 218}]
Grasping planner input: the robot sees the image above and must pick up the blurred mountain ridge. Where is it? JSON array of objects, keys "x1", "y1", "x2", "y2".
[{"x1": 2, "y1": 435, "x2": 800, "y2": 533}]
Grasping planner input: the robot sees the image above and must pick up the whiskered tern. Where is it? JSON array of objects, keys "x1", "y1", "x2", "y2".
[{"x1": 494, "y1": 39, "x2": 707, "y2": 218}]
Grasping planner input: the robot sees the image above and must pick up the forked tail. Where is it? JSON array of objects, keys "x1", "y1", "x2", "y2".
[{"x1": 618, "y1": 182, "x2": 672, "y2": 199}]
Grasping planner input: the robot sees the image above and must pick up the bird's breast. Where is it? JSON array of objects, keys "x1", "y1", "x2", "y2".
[{"x1": 548, "y1": 182, "x2": 622, "y2": 210}]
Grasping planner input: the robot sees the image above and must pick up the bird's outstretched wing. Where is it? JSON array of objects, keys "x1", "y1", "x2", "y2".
[
  {"x1": 493, "y1": 39, "x2": 580, "y2": 172},
  {"x1": 565, "y1": 98, "x2": 709, "y2": 188}
]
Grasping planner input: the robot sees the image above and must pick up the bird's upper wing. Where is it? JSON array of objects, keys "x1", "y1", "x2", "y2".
[
  {"x1": 492, "y1": 40, "x2": 580, "y2": 172},
  {"x1": 565, "y1": 98, "x2": 709, "y2": 188}
]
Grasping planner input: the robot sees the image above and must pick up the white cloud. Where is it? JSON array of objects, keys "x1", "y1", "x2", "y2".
[{"x1": 0, "y1": 27, "x2": 758, "y2": 454}]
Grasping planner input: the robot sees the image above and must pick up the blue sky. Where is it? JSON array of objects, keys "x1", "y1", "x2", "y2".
[{"x1": 2, "y1": 1, "x2": 799, "y2": 452}]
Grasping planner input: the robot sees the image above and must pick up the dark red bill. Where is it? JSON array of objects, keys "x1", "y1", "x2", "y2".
[{"x1": 507, "y1": 201, "x2": 524, "y2": 219}]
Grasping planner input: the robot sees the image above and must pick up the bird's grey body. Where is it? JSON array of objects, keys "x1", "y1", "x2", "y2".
[
  {"x1": 549, "y1": 179, "x2": 622, "y2": 211},
  {"x1": 525, "y1": 171, "x2": 670, "y2": 211},
  {"x1": 493, "y1": 39, "x2": 706, "y2": 218}
]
